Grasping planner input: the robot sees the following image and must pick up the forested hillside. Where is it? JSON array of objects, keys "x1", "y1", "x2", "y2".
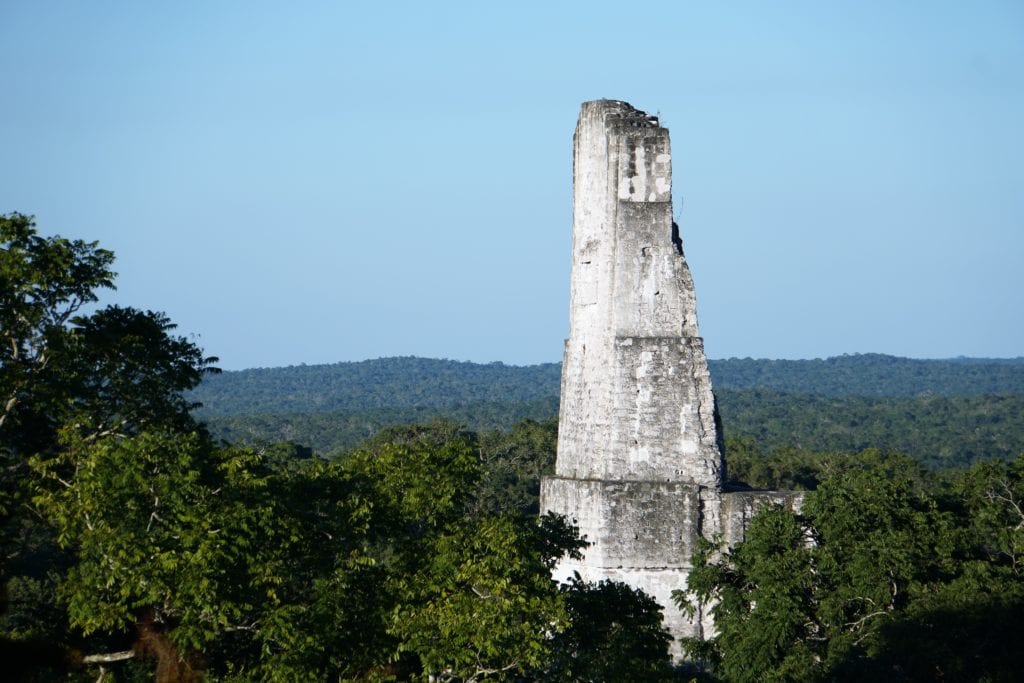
[
  {"x1": 190, "y1": 354, "x2": 1024, "y2": 416},
  {"x1": 206, "y1": 397, "x2": 559, "y2": 455},
  {"x1": 192, "y1": 355, "x2": 1024, "y2": 465},
  {"x1": 190, "y1": 357, "x2": 562, "y2": 415},
  {"x1": 711, "y1": 353, "x2": 1024, "y2": 396},
  {"x1": 717, "y1": 390, "x2": 1024, "y2": 468}
]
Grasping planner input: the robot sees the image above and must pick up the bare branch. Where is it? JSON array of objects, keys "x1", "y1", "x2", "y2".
[
  {"x1": 847, "y1": 610, "x2": 889, "y2": 645},
  {"x1": 469, "y1": 584, "x2": 494, "y2": 599},
  {"x1": 845, "y1": 610, "x2": 888, "y2": 630},
  {"x1": 83, "y1": 419, "x2": 130, "y2": 443},
  {"x1": 988, "y1": 480, "x2": 1024, "y2": 530},
  {"x1": 469, "y1": 657, "x2": 520, "y2": 682},
  {"x1": 83, "y1": 650, "x2": 135, "y2": 664}
]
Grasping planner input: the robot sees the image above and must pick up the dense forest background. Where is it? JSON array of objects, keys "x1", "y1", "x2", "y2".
[
  {"x1": 5, "y1": 214, "x2": 1023, "y2": 681},
  {"x1": 191, "y1": 355, "x2": 1024, "y2": 468}
]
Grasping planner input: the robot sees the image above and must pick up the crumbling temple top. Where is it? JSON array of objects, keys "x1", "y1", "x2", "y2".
[
  {"x1": 556, "y1": 99, "x2": 723, "y2": 488},
  {"x1": 542, "y1": 101, "x2": 800, "y2": 651}
]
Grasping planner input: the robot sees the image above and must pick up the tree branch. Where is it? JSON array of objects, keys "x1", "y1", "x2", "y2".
[
  {"x1": 989, "y1": 480, "x2": 1024, "y2": 530},
  {"x1": 83, "y1": 650, "x2": 136, "y2": 664},
  {"x1": 846, "y1": 610, "x2": 889, "y2": 645}
]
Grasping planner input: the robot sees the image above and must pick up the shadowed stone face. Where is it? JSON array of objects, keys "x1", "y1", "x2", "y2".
[{"x1": 541, "y1": 100, "x2": 801, "y2": 652}]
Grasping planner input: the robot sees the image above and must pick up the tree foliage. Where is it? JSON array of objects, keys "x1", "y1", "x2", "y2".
[
  {"x1": 191, "y1": 357, "x2": 562, "y2": 416},
  {"x1": 200, "y1": 389, "x2": 1024, "y2": 470},
  {"x1": 6, "y1": 215, "x2": 1023, "y2": 680},
  {"x1": 1, "y1": 213, "x2": 218, "y2": 456},
  {"x1": 677, "y1": 451, "x2": 1024, "y2": 681},
  {"x1": 341, "y1": 422, "x2": 586, "y2": 681},
  {"x1": 718, "y1": 389, "x2": 1024, "y2": 468},
  {"x1": 710, "y1": 353, "x2": 1024, "y2": 397},
  {"x1": 545, "y1": 576, "x2": 675, "y2": 682},
  {"x1": 0, "y1": 213, "x2": 116, "y2": 429},
  {"x1": 188, "y1": 354, "x2": 1024, "y2": 421},
  {"x1": 1, "y1": 215, "x2": 222, "y2": 682}
]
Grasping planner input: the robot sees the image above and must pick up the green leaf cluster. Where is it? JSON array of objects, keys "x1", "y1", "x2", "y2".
[
  {"x1": 678, "y1": 451, "x2": 1024, "y2": 681},
  {"x1": 547, "y1": 576, "x2": 676, "y2": 682}
]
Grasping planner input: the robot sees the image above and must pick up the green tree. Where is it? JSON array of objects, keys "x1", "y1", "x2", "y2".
[
  {"x1": 32, "y1": 431, "x2": 279, "y2": 673},
  {"x1": 1, "y1": 213, "x2": 118, "y2": 617},
  {"x1": 1, "y1": 215, "x2": 220, "y2": 679},
  {"x1": 545, "y1": 576, "x2": 675, "y2": 682},
  {"x1": 1, "y1": 213, "x2": 218, "y2": 457},
  {"x1": 28, "y1": 416, "x2": 591, "y2": 680},
  {"x1": 476, "y1": 418, "x2": 558, "y2": 515},
  {"x1": 56, "y1": 305, "x2": 218, "y2": 436},
  {"x1": 343, "y1": 425, "x2": 585, "y2": 681},
  {"x1": 30, "y1": 428, "x2": 392, "y2": 681},
  {"x1": 679, "y1": 508, "x2": 817, "y2": 680},
  {"x1": 0, "y1": 213, "x2": 115, "y2": 434},
  {"x1": 676, "y1": 452, "x2": 976, "y2": 681}
]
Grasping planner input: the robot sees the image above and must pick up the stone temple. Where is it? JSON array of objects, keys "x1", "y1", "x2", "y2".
[{"x1": 540, "y1": 100, "x2": 801, "y2": 649}]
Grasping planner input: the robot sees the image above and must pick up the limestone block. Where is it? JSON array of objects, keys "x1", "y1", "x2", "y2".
[
  {"x1": 542, "y1": 477, "x2": 703, "y2": 568},
  {"x1": 720, "y1": 489, "x2": 805, "y2": 546},
  {"x1": 542, "y1": 476, "x2": 720, "y2": 648}
]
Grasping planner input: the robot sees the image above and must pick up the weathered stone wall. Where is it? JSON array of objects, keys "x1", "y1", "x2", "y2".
[
  {"x1": 554, "y1": 100, "x2": 722, "y2": 487},
  {"x1": 542, "y1": 100, "x2": 803, "y2": 655},
  {"x1": 541, "y1": 476, "x2": 719, "y2": 641},
  {"x1": 544, "y1": 100, "x2": 724, "y2": 648}
]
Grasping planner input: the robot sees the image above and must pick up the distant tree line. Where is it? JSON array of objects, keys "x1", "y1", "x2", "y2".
[
  {"x1": 196, "y1": 390, "x2": 1024, "y2": 470},
  {"x1": 189, "y1": 353, "x2": 1024, "y2": 418},
  {"x1": 191, "y1": 353, "x2": 1024, "y2": 468},
  {"x1": 189, "y1": 358, "x2": 562, "y2": 416},
  {"x1": 717, "y1": 390, "x2": 1024, "y2": 469},
  {"x1": 202, "y1": 397, "x2": 559, "y2": 457},
  {"x1": 710, "y1": 353, "x2": 1024, "y2": 397}
]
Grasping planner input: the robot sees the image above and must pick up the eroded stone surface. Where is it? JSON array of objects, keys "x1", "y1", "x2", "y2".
[
  {"x1": 541, "y1": 100, "x2": 802, "y2": 654},
  {"x1": 554, "y1": 100, "x2": 721, "y2": 489}
]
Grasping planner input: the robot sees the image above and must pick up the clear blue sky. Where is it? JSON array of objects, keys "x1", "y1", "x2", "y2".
[{"x1": 2, "y1": 1, "x2": 1022, "y2": 369}]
